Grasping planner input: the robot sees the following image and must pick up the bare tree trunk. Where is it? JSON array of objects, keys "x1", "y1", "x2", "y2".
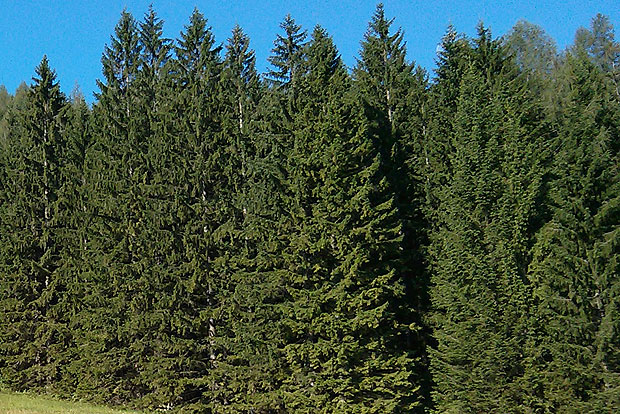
[{"x1": 238, "y1": 97, "x2": 244, "y2": 131}]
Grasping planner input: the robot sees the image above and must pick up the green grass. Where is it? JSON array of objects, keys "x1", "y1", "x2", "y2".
[{"x1": 0, "y1": 391, "x2": 140, "y2": 414}]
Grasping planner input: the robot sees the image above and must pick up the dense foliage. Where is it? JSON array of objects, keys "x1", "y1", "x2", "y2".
[{"x1": 0, "y1": 4, "x2": 618, "y2": 413}]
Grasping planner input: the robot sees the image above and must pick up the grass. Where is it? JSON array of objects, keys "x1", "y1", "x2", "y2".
[{"x1": 0, "y1": 391, "x2": 141, "y2": 414}]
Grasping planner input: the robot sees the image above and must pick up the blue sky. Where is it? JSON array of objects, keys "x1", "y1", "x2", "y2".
[{"x1": 0, "y1": 1, "x2": 618, "y2": 101}]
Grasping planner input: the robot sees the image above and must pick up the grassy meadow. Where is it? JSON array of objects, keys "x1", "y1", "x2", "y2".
[{"x1": 0, "y1": 392, "x2": 140, "y2": 414}]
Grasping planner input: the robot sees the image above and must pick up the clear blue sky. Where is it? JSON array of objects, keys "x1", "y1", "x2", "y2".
[{"x1": 1, "y1": 0, "x2": 618, "y2": 101}]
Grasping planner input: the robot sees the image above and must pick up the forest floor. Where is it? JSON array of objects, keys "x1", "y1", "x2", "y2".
[{"x1": 0, "y1": 391, "x2": 140, "y2": 414}]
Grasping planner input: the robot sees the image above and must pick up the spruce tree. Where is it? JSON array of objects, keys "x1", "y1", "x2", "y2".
[
  {"x1": 167, "y1": 9, "x2": 238, "y2": 411},
  {"x1": 428, "y1": 30, "x2": 550, "y2": 412},
  {"x1": 120, "y1": 7, "x2": 180, "y2": 409},
  {"x1": 0, "y1": 56, "x2": 69, "y2": 392},
  {"x1": 72, "y1": 10, "x2": 145, "y2": 403},
  {"x1": 272, "y1": 25, "x2": 352, "y2": 412},
  {"x1": 353, "y1": 4, "x2": 430, "y2": 406},
  {"x1": 266, "y1": 14, "x2": 307, "y2": 90},
  {"x1": 424, "y1": 26, "x2": 472, "y2": 224},
  {"x1": 526, "y1": 51, "x2": 620, "y2": 413},
  {"x1": 206, "y1": 24, "x2": 280, "y2": 413},
  {"x1": 55, "y1": 90, "x2": 92, "y2": 396},
  {"x1": 211, "y1": 15, "x2": 311, "y2": 412}
]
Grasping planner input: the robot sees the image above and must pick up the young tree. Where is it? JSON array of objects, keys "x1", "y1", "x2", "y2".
[{"x1": 504, "y1": 20, "x2": 557, "y2": 78}]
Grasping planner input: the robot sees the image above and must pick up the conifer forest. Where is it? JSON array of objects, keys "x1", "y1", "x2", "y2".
[{"x1": 0, "y1": 4, "x2": 619, "y2": 413}]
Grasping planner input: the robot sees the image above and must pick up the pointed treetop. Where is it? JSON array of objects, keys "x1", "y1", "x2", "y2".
[
  {"x1": 225, "y1": 24, "x2": 259, "y2": 90},
  {"x1": 475, "y1": 21, "x2": 491, "y2": 45},
  {"x1": 29, "y1": 56, "x2": 67, "y2": 135},
  {"x1": 183, "y1": 7, "x2": 208, "y2": 41},
  {"x1": 266, "y1": 14, "x2": 307, "y2": 87},
  {"x1": 15, "y1": 81, "x2": 29, "y2": 98},
  {"x1": 355, "y1": 3, "x2": 411, "y2": 80},
  {"x1": 359, "y1": 3, "x2": 406, "y2": 57},
  {"x1": 110, "y1": 9, "x2": 140, "y2": 53},
  {"x1": 473, "y1": 21, "x2": 492, "y2": 50},
  {"x1": 99, "y1": 9, "x2": 141, "y2": 89},
  {"x1": 31, "y1": 55, "x2": 65, "y2": 104},
  {"x1": 435, "y1": 24, "x2": 465, "y2": 61},
  {"x1": 176, "y1": 7, "x2": 220, "y2": 76},
  {"x1": 226, "y1": 24, "x2": 255, "y2": 66},
  {"x1": 367, "y1": 3, "x2": 396, "y2": 40},
  {"x1": 139, "y1": 4, "x2": 171, "y2": 70},
  {"x1": 33, "y1": 55, "x2": 54, "y2": 87},
  {"x1": 434, "y1": 24, "x2": 471, "y2": 74},
  {"x1": 306, "y1": 25, "x2": 344, "y2": 80},
  {"x1": 471, "y1": 22, "x2": 510, "y2": 79}
]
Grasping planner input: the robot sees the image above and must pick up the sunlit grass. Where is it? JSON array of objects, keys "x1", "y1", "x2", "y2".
[{"x1": 0, "y1": 391, "x2": 140, "y2": 414}]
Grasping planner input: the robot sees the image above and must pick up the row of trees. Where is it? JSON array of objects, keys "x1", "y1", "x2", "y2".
[{"x1": 0, "y1": 4, "x2": 618, "y2": 413}]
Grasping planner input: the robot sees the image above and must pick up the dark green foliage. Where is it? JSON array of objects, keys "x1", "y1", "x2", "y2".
[
  {"x1": 164, "y1": 9, "x2": 225, "y2": 412},
  {"x1": 0, "y1": 86, "x2": 11, "y2": 143},
  {"x1": 0, "y1": 57, "x2": 69, "y2": 392},
  {"x1": 72, "y1": 10, "x2": 148, "y2": 403},
  {"x1": 0, "y1": 82, "x2": 32, "y2": 147},
  {"x1": 526, "y1": 51, "x2": 620, "y2": 413},
  {"x1": 205, "y1": 25, "x2": 280, "y2": 413},
  {"x1": 428, "y1": 30, "x2": 551, "y2": 413},
  {"x1": 423, "y1": 26, "x2": 472, "y2": 226},
  {"x1": 55, "y1": 92, "x2": 92, "y2": 396},
  {"x1": 353, "y1": 5, "x2": 430, "y2": 408},
  {"x1": 0, "y1": 85, "x2": 10, "y2": 124},
  {"x1": 215, "y1": 15, "x2": 313, "y2": 412},
  {"x1": 266, "y1": 15, "x2": 307, "y2": 90},
  {"x1": 1, "y1": 6, "x2": 619, "y2": 414}
]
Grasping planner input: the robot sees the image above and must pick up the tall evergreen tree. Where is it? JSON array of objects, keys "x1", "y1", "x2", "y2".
[
  {"x1": 428, "y1": 30, "x2": 550, "y2": 412},
  {"x1": 55, "y1": 90, "x2": 92, "y2": 396},
  {"x1": 210, "y1": 15, "x2": 312, "y2": 412},
  {"x1": 266, "y1": 14, "x2": 307, "y2": 91},
  {"x1": 353, "y1": 3, "x2": 427, "y2": 183},
  {"x1": 119, "y1": 7, "x2": 181, "y2": 409},
  {"x1": 165, "y1": 9, "x2": 238, "y2": 411},
  {"x1": 271, "y1": 25, "x2": 353, "y2": 412},
  {"x1": 353, "y1": 4, "x2": 430, "y2": 406},
  {"x1": 423, "y1": 26, "x2": 472, "y2": 224},
  {"x1": 0, "y1": 56, "x2": 69, "y2": 392},
  {"x1": 72, "y1": 10, "x2": 146, "y2": 403},
  {"x1": 526, "y1": 50, "x2": 620, "y2": 413},
  {"x1": 205, "y1": 24, "x2": 280, "y2": 413}
]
